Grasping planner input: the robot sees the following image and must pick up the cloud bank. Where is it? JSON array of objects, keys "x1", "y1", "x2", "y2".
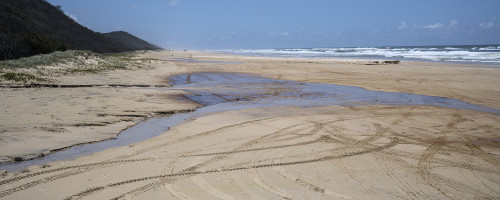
[
  {"x1": 480, "y1": 18, "x2": 496, "y2": 29},
  {"x1": 169, "y1": 0, "x2": 180, "y2": 6}
]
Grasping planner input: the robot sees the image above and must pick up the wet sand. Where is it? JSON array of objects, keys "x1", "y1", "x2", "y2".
[
  {"x1": 0, "y1": 66, "x2": 198, "y2": 163},
  {"x1": 1, "y1": 51, "x2": 499, "y2": 199}
]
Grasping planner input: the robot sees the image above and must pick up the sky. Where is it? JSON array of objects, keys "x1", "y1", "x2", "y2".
[{"x1": 47, "y1": 0, "x2": 500, "y2": 50}]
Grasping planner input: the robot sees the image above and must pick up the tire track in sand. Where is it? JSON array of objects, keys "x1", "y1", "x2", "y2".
[
  {"x1": 63, "y1": 136, "x2": 399, "y2": 200},
  {"x1": 163, "y1": 157, "x2": 191, "y2": 200},
  {"x1": 189, "y1": 156, "x2": 237, "y2": 200},
  {"x1": 321, "y1": 107, "x2": 417, "y2": 198},
  {"x1": 273, "y1": 162, "x2": 353, "y2": 199},
  {"x1": 0, "y1": 118, "x2": 276, "y2": 199},
  {"x1": 217, "y1": 122, "x2": 328, "y2": 200},
  {"x1": 246, "y1": 149, "x2": 296, "y2": 200},
  {"x1": 103, "y1": 119, "x2": 315, "y2": 199},
  {"x1": 64, "y1": 119, "x2": 338, "y2": 199},
  {"x1": 417, "y1": 111, "x2": 490, "y2": 199}
]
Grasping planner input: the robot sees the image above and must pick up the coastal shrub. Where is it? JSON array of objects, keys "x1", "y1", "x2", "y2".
[
  {"x1": 0, "y1": 49, "x2": 147, "y2": 83},
  {"x1": 0, "y1": 50, "x2": 91, "y2": 69},
  {"x1": 102, "y1": 51, "x2": 138, "y2": 58},
  {"x1": 0, "y1": 50, "x2": 129, "y2": 70},
  {"x1": 0, "y1": 72, "x2": 46, "y2": 82}
]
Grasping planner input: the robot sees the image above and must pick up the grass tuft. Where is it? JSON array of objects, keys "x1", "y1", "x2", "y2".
[
  {"x1": 0, "y1": 50, "x2": 150, "y2": 84},
  {"x1": 1, "y1": 72, "x2": 46, "y2": 83}
]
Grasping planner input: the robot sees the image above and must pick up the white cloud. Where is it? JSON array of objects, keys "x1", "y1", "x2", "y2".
[
  {"x1": 336, "y1": 30, "x2": 343, "y2": 36},
  {"x1": 267, "y1": 31, "x2": 290, "y2": 38},
  {"x1": 448, "y1": 19, "x2": 458, "y2": 29},
  {"x1": 398, "y1": 21, "x2": 407, "y2": 31},
  {"x1": 480, "y1": 18, "x2": 496, "y2": 29},
  {"x1": 131, "y1": 4, "x2": 139, "y2": 9},
  {"x1": 267, "y1": 31, "x2": 276, "y2": 38},
  {"x1": 420, "y1": 23, "x2": 444, "y2": 29},
  {"x1": 398, "y1": 20, "x2": 459, "y2": 32},
  {"x1": 169, "y1": 0, "x2": 180, "y2": 6}
]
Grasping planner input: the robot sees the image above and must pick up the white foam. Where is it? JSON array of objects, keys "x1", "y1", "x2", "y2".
[
  {"x1": 478, "y1": 46, "x2": 500, "y2": 51},
  {"x1": 219, "y1": 46, "x2": 500, "y2": 64}
]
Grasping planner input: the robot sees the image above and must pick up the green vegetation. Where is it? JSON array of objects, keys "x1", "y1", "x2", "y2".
[
  {"x1": 1, "y1": 72, "x2": 46, "y2": 82},
  {"x1": 0, "y1": 50, "x2": 149, "y2": 83},
  {"x1": 102, "y1": 51, "x2": 140, "y2": 59},
  {"x1": 0, "y1": 50, "x2": 89, "y2": 69},
  {"x1": 0, "y1": 0, "x2": 165, "y2": 85},
  {"x1": 0, "y1": 0, "x2": 161, "y2": 61}
]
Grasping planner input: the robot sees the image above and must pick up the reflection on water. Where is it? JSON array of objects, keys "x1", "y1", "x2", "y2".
[
  {"x1": 170, "y1": 73, "x2": 499, "y2": 115},
  {"x1": 2, "y1": 72, "x2": 498, "y2": 172}
]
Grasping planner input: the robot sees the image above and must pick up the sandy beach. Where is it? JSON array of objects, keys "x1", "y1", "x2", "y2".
[{"x1": 1, "y1": 50, "x2": 499, "y2": 199}]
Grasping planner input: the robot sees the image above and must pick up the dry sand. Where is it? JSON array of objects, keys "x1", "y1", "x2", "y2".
[
  {"x1": 0, "y1": 58, "x2": 198, "y2": 163},
  {"x1": 1, "y1": 51, "x2": 499, "y2": 199}
]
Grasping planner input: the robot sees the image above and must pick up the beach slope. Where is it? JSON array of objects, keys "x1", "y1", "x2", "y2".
[{"x1": 1, "y1": 51, "x2": 499, "y2": 199}]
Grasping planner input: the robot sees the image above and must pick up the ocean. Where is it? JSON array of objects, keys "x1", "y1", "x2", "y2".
[{"x1": 218, "y1": 45, "x2": 500, "y2": 65}]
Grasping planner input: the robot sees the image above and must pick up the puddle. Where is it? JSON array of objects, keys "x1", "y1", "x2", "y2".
[
  {"x1": 0, "y1": 113, "x2": 192, "y2": 172},
  {"x1": 2, "y1": 72, "x2": 498, "y2": 172},
  {"x1": 169, "y1": 73, "x2": 500, "y2": 115}
]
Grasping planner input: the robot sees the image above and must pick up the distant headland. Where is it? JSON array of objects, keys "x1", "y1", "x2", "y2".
[{"x1": 0, "y1": 0, "x2": 162, "y2": 61}]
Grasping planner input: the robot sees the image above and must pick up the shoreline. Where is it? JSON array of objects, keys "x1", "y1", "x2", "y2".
[
  {"x1": 1, "y1": 50, "x2": 499, "y2": 199},
  {"x1": 1, "y1": 50, "x2": 499, "y2": 163},
  {"x1": 212, "y1": 44, "x2": 500, "y2": 66},
  {"x1": 171, "y1": 50, "x2": 500, "y2": 108},
  {"x1": 2, "y1": 67, "x2": 498, "y2": 170}
]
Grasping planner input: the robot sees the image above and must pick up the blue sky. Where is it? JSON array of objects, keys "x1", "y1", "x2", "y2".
[{"x1": 47, "y1": 0, "x2": 500, "y2": 49}]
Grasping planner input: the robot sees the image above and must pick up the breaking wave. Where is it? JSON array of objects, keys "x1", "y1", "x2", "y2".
[{"x1": 218, "y1": 45, "x2": 500, "y2": 64}]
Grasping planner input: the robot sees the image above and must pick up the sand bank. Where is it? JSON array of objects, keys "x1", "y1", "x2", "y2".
[
  {"x1": 1, "y1": 50, "x2": 499, "y2": 199},
  {"x1": 1, "y1": 105, "x2": 499, "y2": 199},
  {"x1": 157, "y1": 51, "x2": 500, "y2": 109},
  {"x1": 0, "y1": 54, "x2": 199, "y2": 163}
]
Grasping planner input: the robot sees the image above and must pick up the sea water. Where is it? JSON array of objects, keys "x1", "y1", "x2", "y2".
[{"x1": 217, "y1": 45, "x2": 500, "y2": 64}]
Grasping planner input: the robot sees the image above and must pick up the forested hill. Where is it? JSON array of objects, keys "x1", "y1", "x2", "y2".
[
  {"x1": 0, "y1": 0, "x2": 162, "y2": 61},
  {"x1": 103, "y1": 31, "x2": 162, "y2": 51}
]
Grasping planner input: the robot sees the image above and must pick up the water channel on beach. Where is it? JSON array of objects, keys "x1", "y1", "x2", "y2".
[{"x1": 1, "y1": 72, "x2": 498, "y2": 172}]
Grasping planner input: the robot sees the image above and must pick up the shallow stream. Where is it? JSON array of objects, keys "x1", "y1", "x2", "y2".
[{"x1": 1, "y1": 72, "x2": 498, "y2": 172}]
